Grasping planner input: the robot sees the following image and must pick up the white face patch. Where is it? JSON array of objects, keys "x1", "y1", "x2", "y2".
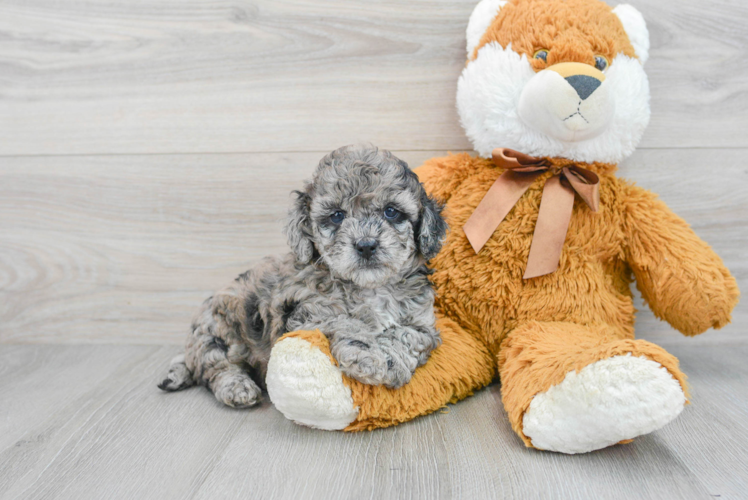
[
  {"x1": 457, "y1": 43, "x2": 650, "y2": 164},
  {"x1": 518, "y1": 70, "x2": 615, "y2": 142}
]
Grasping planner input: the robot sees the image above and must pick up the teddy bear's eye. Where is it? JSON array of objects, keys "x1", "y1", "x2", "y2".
[
  {"x1": 594, "y1": 55, "x2": 609, "y2": 71},
  {"x1": 533, "y1": 50, "x2": 548, "y2": 62}
]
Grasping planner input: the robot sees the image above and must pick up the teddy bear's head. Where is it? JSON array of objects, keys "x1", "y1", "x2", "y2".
[{"x1": 458, "y1": 0, "x2": 650, "y2": 164}]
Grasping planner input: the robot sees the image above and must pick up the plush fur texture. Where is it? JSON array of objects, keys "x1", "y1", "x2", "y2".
[
  {"x1": 266, "y1": 0, "x2": 739, "y2": 453},
  {"x1": 458, "y1": 0, "x2": 651, "y2": 163},
  {"x1": 498, "y1": 320, "x2": 688, "y2": 449},
  {"x1": 159, "y1": 145, "x2": 447, "y2": 407},
  {"x1": 277, "y1": 153, "x2": 735, "y2": 438},
  {"x1": 270, "y1": 317, "x2": 496, "y2": 431},
  {"x1": 266, "y1": 334, "x2": 358, "y2": 430},
  {"x1": 522, "y1": 354, "x2": 685, "y2": 454},
  {"x1": 612, "y1": 4, "x2": 650, "y2": 64},
  {"x1": 466, "y1": 0, "x2": 507, "y2": 56}
]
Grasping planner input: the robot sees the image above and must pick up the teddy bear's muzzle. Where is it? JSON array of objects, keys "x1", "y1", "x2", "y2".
[{"x1": 518, "y1": 62, "x2": 614, "y2": 143}]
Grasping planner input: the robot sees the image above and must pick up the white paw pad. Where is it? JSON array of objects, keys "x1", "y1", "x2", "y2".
[
  {"x1": 266, "y1": 337, "x2": 358, "y2": 430},
  {"x1": 522, "y1": 354, "x2": 686, "y2": 454}
]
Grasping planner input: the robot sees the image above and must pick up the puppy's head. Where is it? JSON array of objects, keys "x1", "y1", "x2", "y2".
[{"x1": 285, "y1": 145, "x2": 447, "y2": 288}]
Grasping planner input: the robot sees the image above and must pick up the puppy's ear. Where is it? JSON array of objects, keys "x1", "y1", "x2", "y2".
[
  {"x1": 416, "y1": 190, "x2": 448, "y2": 261},
  {"x1": 285, "y1": 186, "x2": 315, "y2": 264}
]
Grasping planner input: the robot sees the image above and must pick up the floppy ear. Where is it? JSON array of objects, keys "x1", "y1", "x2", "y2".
[
  {"x1": 285, "y1": 187, "x2": 315, "y2": 264},
  {"x1": 466, "y1": 0, "x2": 507, "y2": 57},
  {"x1": 417, "y1": 191, "x2": 448, "y2": 261},
  {"x1": 613, "y1": 4, "x2": 650, "y2": 65}
]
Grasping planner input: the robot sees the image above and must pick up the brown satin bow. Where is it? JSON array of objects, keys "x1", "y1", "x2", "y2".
[{"x1": 463, "y1": 148, "x2": 600, "y2": 279}]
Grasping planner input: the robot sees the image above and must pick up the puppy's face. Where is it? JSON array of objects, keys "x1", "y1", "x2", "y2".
[{"x1": 286, "y1": 146, "x2": 447, "y2": 288}]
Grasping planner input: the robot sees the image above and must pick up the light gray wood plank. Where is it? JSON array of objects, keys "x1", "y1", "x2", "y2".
[
  {"x1": 0, "y1": 0, "x2": 746, "y2": 156},
  {"x1": 1, "y1": 343, "x2": 746, "y2": 499},
  {"x1": 655, "y1": 342, "x2": 748, "y2": 498},
  {"x1": 1, "y1": 148, "x2": 744, "y2": 345},
  {"x1": 0, "y1": 150, "x2": 439, "y2": 344}
]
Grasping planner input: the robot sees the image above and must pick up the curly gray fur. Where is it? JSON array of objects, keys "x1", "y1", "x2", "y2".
[{"x1": 158, "y1": 145, "x2": 448, "y2": 408}]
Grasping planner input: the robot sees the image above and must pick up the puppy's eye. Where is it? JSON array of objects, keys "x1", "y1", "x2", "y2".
[
  {"x1": 533, "y1": 50, "x2": 548, "y2": 62},
  {"x1": 383, "y1": 207, "x2": 401, "y2": 220},
  {"x1": 594, "y1": 55, "x2": 609, "y2": 71},
  {"x1": 329, "y1": 211, "x2": 346, "y2": 224}
]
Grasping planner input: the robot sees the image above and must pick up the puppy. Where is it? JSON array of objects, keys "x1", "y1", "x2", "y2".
[{"x1": 158, "y1": 145, "x2": 448, "y2": 408}]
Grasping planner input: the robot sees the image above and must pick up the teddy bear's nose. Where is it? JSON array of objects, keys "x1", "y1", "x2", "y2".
[
  {"x1": 546, "y1": 62, "x2": 606, "y2": 101},
  {"x1": 565, "y1": 75, "x2": 602, "y2": 101}
]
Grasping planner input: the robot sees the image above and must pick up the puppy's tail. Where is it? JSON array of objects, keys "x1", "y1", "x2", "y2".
[{"x1": 158, "y1": 354, "x2": 195, "y2": 392}]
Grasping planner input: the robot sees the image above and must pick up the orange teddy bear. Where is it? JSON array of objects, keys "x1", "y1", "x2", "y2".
[{"x1": 266, "y1": 0, "x2": 739, "y2": 454}]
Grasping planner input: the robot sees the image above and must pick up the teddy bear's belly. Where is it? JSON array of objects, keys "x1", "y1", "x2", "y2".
[{"x1": 431, "y1": 187, "x2": 635, "y2": 349}]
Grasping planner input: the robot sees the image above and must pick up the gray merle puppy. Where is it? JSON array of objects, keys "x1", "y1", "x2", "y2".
[{"x1": 158, "y1": 145, "x2": 448, "y2": 408}]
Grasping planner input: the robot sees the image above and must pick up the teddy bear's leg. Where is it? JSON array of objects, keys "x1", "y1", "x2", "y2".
[
  {"x1": 266, "y1": 317, "x2": 495, "y2": 431},
  {"x1": 498, "y1": 321, "x2": 689, "y2": 454}
]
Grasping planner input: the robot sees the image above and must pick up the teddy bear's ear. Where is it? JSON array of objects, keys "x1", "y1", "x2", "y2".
[
  {"x1": 613, "y1": 4, "x2": 650, "y2": 65},
  {"x1": 466, "y1": 0, "x2": 508, "y2": 58}
]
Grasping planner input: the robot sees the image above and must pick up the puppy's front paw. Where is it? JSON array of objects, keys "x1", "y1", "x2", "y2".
[
  {"x1": 332, "y1": 339, "x2": 415, "y2": 388},
  {"x1": 377, "y1": 338, "x2": 419, "y2": 389},
  {"x1": 211, "y1": 371, "x2": 262, "y2": 408},
  {"x1": 333, "y1": 340, "x2": 390, "y2": 386}
]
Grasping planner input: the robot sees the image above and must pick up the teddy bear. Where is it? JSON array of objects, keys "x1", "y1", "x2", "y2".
[{"x1": 264, "y1": 0, "x2": 740, "y2": 454}]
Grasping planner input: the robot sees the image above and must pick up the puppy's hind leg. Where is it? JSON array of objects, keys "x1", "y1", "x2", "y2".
[
  {"x1": 158, "y1": 353, "x2": 195, "y2": 392},
  {"x1": 209, "y1": 364, "x2": 262, "y2": 409},
  {"x1": 187, "y1": 293, "x2": 263, "y2": 408}
]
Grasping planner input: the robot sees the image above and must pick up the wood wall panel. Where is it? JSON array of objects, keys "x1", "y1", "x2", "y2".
[
  {"x1": 1, "y1": 149, "x2": 744, "y2": 344},
  {"x1": 0, "y1": 0, "x2": 746, "y2": 155}
]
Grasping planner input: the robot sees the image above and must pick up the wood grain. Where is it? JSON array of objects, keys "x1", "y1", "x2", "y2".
[
  {"x1": 1, "y1": 1, "x2": 746, "y2": 498},
  {"x1": 1, "y1": 149, "x2": 745, "y2": 345},
  {"x1": 0, "y1": 0, "x2": 747, "y2": 156},
  {"x1": 1, "y1": 343, "x2": 746, "y2": 499},
  {"x1": 0, "y1": 150, "x2": 437, "y2": 344}
]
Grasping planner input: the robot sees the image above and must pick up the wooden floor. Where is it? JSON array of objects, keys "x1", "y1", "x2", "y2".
[
  {"x1": 1, "y1": 0, "x2": 747, "y2": 498},
  {"x1": 1, "y1": 341, "x2": 747, "y2": 499}
]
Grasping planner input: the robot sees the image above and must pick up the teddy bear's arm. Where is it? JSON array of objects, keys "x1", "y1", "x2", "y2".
[
  {"x1": 622, "y1": 183, "x2": 739, "y2": 336},
  {"x1": 412, "y1": 153, "x2": 478, "y2": 203}
]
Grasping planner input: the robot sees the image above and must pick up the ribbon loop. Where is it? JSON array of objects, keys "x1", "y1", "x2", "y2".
[
  {"x1": 463, "y1": 148, "x2": 601, "y2": 279},
  {"x1": 492, "y1": 148, "x2": 550, "y2": 173},
  {"x1": 563, "y1": 166, "x2": 600, "y2": 212}
]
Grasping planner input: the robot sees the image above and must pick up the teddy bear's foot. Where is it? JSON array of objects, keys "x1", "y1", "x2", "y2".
[
  {"x1": 522, "y1": 353, "x2": 685, "y2": 454},
  {"x1": 500, "y1": 321, "x2": 689, "y2": 454},
  {"x1": 266, "y1": 330, "x2": 358, "y2": 430},
  {"x1": 268, "y1": 318, "x2": 495, "y2": 432}
]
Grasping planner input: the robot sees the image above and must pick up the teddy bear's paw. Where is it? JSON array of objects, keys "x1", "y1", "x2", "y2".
[
  {"x1": 522, "y1": 354, "x2": 686, "y2": 454},
  {"x1": 266, "y1": 336, "x2": 358, "y2": 430}
]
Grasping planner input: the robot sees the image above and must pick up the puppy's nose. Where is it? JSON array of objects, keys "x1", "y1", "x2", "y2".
[
  {"x1": 355, "y1": 239, "x2": 379, "y2": 260},
  {"x1": 565, "y1": 75, "x2": 602, "y2": 100}
]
